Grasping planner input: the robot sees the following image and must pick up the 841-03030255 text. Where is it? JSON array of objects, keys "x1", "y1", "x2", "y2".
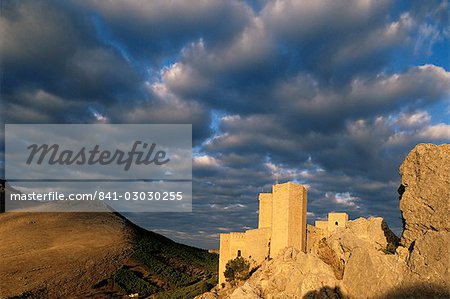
[
  {"x1": 10, "y1": 191, "x2": 185, "y2": 201},
  {"x1": 97, "y1": 191, "x2": 184, "y2": 201}
]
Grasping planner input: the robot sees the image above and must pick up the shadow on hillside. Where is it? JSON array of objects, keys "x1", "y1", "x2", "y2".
[
  {"x1": 302, "y1": 283, "x2": 450, "y2": 299},
  {"x1": 303, "y1": 286, "x2": 344, "y2": 299},
  {"x1": 379, "y1": 283, "x2": 450, "y2": 299}
]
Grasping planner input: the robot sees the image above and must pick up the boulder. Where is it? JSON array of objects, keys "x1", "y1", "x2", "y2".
[
  {"x1": 347, "y1": 217, "x2": 399, "y2": 249},
  {"x1": 325, "y1": 218, "x2": 406, "y2": 298},
  {"x1": 399, "y1": 143, "x2": 450, "y2": 249},
  {"x1": 397, "y1": 144, "x2": 450, "y2": 292},
  {"x1": 407, "y1": 231, "x2": 450, "y2": 286},
  {"x1": 230, "y1": 248, "x2": 340, "y2": 299},
  {"x1": 342, "y1": 247, "x2": 407, "y2": 298},
  {"x1": 325, "y1": 217, "x2": 399, "y2": 264},
  {"x1": 315, "y1": 239, "x2": 344, "y2": 280},
  {"x1": 229, "y1": 282, "x2": 262, "y2": 299}
]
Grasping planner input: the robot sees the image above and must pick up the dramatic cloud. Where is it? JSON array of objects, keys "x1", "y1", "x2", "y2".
[
  {"x1": 1, "y1": 0, "x2": 448, "y2": 248},
  {"x1": 77, "y1": 0, "x2": 253, "y2": 62}
]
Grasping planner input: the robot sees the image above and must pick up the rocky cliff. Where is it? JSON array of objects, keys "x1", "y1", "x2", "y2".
[
  {"x1": 199, "y1": 143, "x2": 450, "y2": 298},
  {"x1": 397, "y1": 143, "x2": 450, "y2": 291}
]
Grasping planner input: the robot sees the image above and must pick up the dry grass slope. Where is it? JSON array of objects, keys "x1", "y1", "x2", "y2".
[{"x1": 0, "y1": 190, "x2": 218, "y2": 299}]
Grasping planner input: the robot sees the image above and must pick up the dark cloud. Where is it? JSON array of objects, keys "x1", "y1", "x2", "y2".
[
  {"x1": 1, "y1": 0, "x2": 141, "y2": 102},
  {"x1": 1, "y1": 0, "x2": 449, "y2": 247},
  {"x1": 0, "y1": 0, "x2": 143, "y2": 129},
  {"x1": 76, "y1": 0, "x2": 253, "y2": 63},
  {"x1": 0, "y1": 0, "x2": 210, "y2": 142}
]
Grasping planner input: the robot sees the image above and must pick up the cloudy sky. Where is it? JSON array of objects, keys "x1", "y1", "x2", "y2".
[{"x1": 1, "y1": 0, "x2": 449, "y2": 248}]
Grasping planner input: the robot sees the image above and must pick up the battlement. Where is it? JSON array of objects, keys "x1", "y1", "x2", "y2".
[{"x1": 229, "y1": 232, "x2": 246, "y2": 239}]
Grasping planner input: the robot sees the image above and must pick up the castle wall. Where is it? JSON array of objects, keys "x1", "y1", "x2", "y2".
[
  {"x1": 328, "y1": 212, "x2": 348, "y2": 233},
  {"x1": 270, "y1": 182, "x2": 307, "y2": 257},
  {"x1": 218, "y1": 232, "x2": 246, "y2": 284},
  {"x1": 218, "y1": 233, "x2": 230, "y2": 284},
  {"x1": 258, "y1": 193, "x2": 273, "y2": 229},
  {"x1": 244, "y1": 228, "x2": 270, "y2": 265},
  {"x1": 219, "y1": 229, "x2": 270, "y2": 284},
  {"x1": 315, "y1": 220, "x2": 328, "y2": 231}
]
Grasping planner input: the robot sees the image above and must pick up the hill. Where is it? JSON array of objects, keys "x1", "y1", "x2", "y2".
[{"x1": 0, "y1": 192, "x2": 218, "y2": 298}]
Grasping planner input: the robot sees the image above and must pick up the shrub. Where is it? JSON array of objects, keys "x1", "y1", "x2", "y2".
[
  {"x1": 156, "y1": 277, "x2": 216, "y2": 299},
  {"x1": 223, "y1": 257, "x2": 250, "y2": 284},
  {"x1": 111, "y1": 267, "x2": 157, "y2": 297}
]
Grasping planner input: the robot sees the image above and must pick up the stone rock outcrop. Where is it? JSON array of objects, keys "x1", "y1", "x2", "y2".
[
  {"x1": 342, "y1": 247, "x2": 407, "y2": 298},
  {"x1": 306, "y1": 224, "x2": 327, "y2": 253},
  {"x1": 319, "y1": 217, "x2": 406, "y2": 298},
  {"x1": 326, "y1": 217, "x2": 398, "y2": 258},
  {"x1": 229, "y1": 248, "x2": 340, "y2": 299},
  {"x1": 407, "y1": 231, "x2": 449, "y2": 284},
  {"x1": 399, "y1": 143, "x2": 450, "y2": 250},
  {"x1": 398, "y1": 144, "x2": 450, "y2": 288}
]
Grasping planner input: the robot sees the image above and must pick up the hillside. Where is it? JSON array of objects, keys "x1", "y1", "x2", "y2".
[{"x1": 0, "y1": 194, "x2": 218, "y2": 298}]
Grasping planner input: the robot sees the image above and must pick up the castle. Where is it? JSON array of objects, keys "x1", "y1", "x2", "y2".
[
  {"x1": 218, "y1": 182, "x2": 348, "y2": 284},
  {"x1": 315, "y1": 212, "x2": 348, "y2": 234}
]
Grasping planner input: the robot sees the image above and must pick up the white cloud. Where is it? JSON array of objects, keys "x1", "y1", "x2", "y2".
[
  {"x1": 419, "y1": 123, "x2": 450, "y2": 139},
  {"x1": 194, "y1": 155, "x2": 221, "y2": 168},
  {"x1": 325, "y1": 191, "x2": 360, "y2": 207},
  {"x1": 396, "y1": 111, "x2": 431, "y2": 128}
]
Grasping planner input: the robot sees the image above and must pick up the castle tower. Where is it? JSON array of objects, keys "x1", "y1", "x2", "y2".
[
  {"x1": 327, "y1": 212, "x2": 348, "y2": 233},
  {"x1": 313, "y1": 212, "x2": 349, "y2": 236},
  {"x1": 258, "y1": 193, "x2": 273, "y2": 229},
  {"x1": 270, "y1": 182, "x2": 307, "y2": 257}
]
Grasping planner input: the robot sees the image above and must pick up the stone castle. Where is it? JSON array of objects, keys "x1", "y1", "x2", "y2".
[
  {"x1": 314, "y1": 212, "x2": 348, "y2": 234},
  {"x1": 219, "y1": 182, "x2": 348, "y2": 284}
]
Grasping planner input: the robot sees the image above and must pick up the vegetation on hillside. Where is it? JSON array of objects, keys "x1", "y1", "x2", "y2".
[
  {"x1": 108, "y1": 229, "x2": 218, "y2": 298},
  {"x1": 156, "y1": 277, "x2": 216, "y2": 299},
  {"x1": 110, "y1": 267, "x2": 157, "y2": 296}
]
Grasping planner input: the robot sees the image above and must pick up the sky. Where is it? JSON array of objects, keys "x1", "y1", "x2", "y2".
[{"x1": 1, "y1": 0, "x2": 449, "y2": 249}]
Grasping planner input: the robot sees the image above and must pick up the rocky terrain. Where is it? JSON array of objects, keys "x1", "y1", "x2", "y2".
[
  {"x1": 0, "y1": 193, "x2": 218, "y2": 298},
  {"x1": 198, "y1": 143, "x2": 450, "y2": 299}
]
